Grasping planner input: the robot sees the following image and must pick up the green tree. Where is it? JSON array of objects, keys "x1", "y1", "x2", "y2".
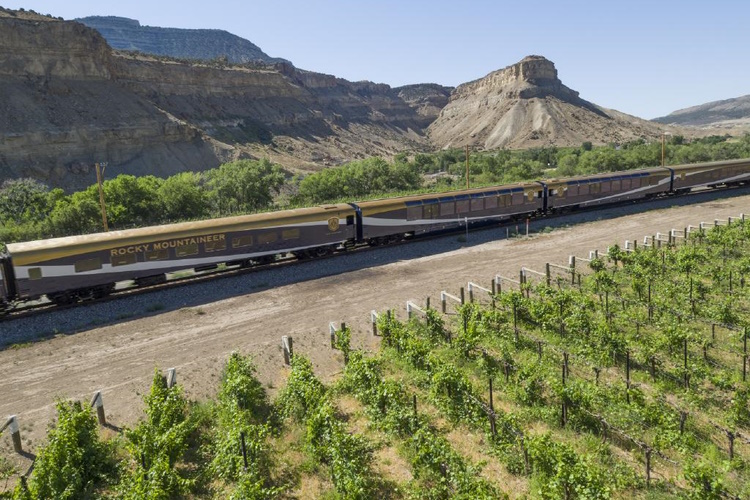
[
  {"x1": 156, "y1": 171, "x2": 209, "y2": 222},
  {"x1": 0, "y1": 178, "x2": 50, "y2": 225},
  {"x1": 206, "y1": 159, "x2": 285, "y2": 215}
]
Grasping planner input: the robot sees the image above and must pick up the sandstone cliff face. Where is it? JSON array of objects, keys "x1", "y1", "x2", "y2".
[
  {"x1": 77, "y1": 16, "x2": 287, "y2": 65},
  {"x1": 428, "y1": 55, "x2": 671, "y2": 149},
  {"x1": 0, "y1": 12, "x2": 433, "y2": 191},
  {"x1": 0, "y1": 15, "x2": 234, "y2": 191}
]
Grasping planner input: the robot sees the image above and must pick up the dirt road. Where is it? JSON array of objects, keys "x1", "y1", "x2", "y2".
[{"x1": 1, "y1": 189, "x2": 749, "y2": 475}]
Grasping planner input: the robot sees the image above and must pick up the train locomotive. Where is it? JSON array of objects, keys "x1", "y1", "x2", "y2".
[{"x1": 1, "y1": 158, "x2": 749, "y2": 312}]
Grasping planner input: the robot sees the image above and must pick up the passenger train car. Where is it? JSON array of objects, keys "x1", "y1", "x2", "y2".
[
  {"x1": 1, "y1": 158, "x2": 749, "y2": 311},
  {"x1": 2, "y1": 204, "x2": 356, "y2": 305}
]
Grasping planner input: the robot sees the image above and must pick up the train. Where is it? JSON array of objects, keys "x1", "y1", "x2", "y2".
[{"x1": 1, "y1": 158, "x2": 749, "y2": 312}]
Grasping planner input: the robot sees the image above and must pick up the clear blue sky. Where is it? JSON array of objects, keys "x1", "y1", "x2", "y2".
[{"x1": 5, "y1": 0, "x2": 749, "y2": 119}]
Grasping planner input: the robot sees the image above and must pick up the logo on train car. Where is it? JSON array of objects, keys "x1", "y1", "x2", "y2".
[
  {"x1": 328, "y1": 217, "x2": 340, "y2": 232},
  {"x1": 110, "y1": 233, "x2": 226, "y2": 256}
]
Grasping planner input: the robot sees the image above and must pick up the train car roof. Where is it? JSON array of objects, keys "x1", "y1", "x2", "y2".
[
  {"x1": 354, "y1": 181, "x2": 541, "y2": 208},
  {"x1": 6, "y1": 203, "x2": 355, "y2": 255},
  {"x1": 541, "y1": 167, "x2": 669, "y2": 185}
]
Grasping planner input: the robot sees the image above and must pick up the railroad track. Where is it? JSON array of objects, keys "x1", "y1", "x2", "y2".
[{"x1": 3, "y1": 184, "x2": 748, "y2": 324}]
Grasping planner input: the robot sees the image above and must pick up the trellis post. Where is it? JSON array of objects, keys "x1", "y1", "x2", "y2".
[{"x1": 90, "y1": 391, "x2": 106, "y2": 426}]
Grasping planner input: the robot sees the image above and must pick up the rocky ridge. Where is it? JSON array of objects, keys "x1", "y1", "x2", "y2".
[
  {"x1": 76, "y1": 16, "x2": 288, "y2": 65},
  {"x1": 0, "y1": 11, "x2": 443, "y2": 191},
  {"x1": 653, "y1": 95, "x2": 750, "y2": 128},
  {"x1": 428, "y1": 55, "x2": 677, "y2": 149}
]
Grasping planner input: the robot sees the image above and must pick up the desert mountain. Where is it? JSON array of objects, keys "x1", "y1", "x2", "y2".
[
  {"x1": 428, "y1": 56, "x2": 676, "y2": 150},
  {"x1": 652, "y1": 95, "x2": 750, "y2": 128},
  {"x1": 0, "y1": 9, "x2": 441, "y2": 191},
  {"x1": 76, "y1": 16, "x2": 288, "y2": 65}
]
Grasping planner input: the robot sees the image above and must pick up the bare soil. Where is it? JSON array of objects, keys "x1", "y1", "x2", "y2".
[{"x1": 1, "y1": 189, "x2": 749, "y2": 484}]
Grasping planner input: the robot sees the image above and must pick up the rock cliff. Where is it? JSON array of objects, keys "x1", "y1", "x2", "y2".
[
  {"x1": 76, "y1": 16, "x2": 288, "y2": 65},
  {"x1": 0, "y1": 10, "x2": 234, "y2": 191},
  {"x1": 428, "y1": 55, "x2": 671, "y2": 149},
  {"x1": 0, "y1": 10, "x2": 434, "y2": 191}
]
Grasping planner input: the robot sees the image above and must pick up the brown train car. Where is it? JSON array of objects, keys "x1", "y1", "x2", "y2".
[
  {"x1": 543, "y1": 167, "x2": 672, "y2": 211},
  {"x1": 355, "y1": 182, "x2": 544, "y2": 244},
  {"x1": 6, "y1": 204, "x2": 356, "y2": 303},
  {"x1": 670, "y1": 158, "x2": 750, "y2": 192}
]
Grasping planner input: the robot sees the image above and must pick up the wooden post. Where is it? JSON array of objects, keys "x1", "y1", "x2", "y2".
[
  {"x1": 460, "y1": 287, "x2": 465, "y2": 305},
  {"x1": 489, "y1": 378, "x2": 494, "y2": 412},
  {"x1": 728, "y1": 430, "x2": 735, "y2": 460},
  {"x1": 626, "y1": 350, "x2": 631, "y2": 404},
  {"x1": 679, "y1": 411, "x2": 687, "y2": 434},
  {"x1": 545, "y1": 263, "x2": 551, "y2": 286},
  {"x1": 282, "y1": 335, "x2": 293, "y2": 365},
  {"x1": 744, "y1": 327, "x2": 748, "y2": 382},
  {"x1": 240, "y1": 431, "x2": 248, "y2": 470},
  {"x1": 570, "y1": 255, "x2": 576, "y2": 284},
  {"x1": 469, "y1": 284, "x2": 474, "y2": 303},
  {"x1": 166, "y1": 367, "x2": 177, "y2": 389},
  {"x1": 684, "y1": 338, "x2": 689, "y2": 389},
  {"x1": 426, "y1": 297, "x2": 431, "y2": 310},
  {"x1": 441, "y1": 293, "x2": 447, "y2": 314},
  {"x1": 491, "y1": 278, "x2": 497, "y2": 295},
  {"x1": 537, "y1": 341, "x2": 542, "y2": 361},
  {"x1": 561, "y1": 356, "x2": 567, "y2": 427},
  {"x1": 645, "y1": 448, "x2": 652, "y2": 487},
  {"x1": 594, "y1": 367, "x2": 600, "y2": 385},
  {"x1": 7, "y1": 416, "x2": 22, "y2": 453},
  {"x1": 413, "y1": 394, "x2": 417, "y2": 416},
  {"x1": 91, "y1": 391, "x2": 106, "y2": 426},
  {"x1": 371, "y1": 311, "x2": 378, "y2": 336}
]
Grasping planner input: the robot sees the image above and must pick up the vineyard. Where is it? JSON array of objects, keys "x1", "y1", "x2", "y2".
[{"x1": 2, "y1": 217, "x2": 750, "y2": 499}]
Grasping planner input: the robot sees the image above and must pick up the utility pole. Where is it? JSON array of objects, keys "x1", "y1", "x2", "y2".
[
  {"x1": 95, "y1": 162, "x2": 109, "y2": 231},
  {"x1": 465, "y1": 144, "x2": 470, "y2": 189}
]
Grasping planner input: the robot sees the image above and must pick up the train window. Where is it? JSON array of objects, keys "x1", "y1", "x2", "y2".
[
  {"x1": 205, "y1": 239, "x2": 227, "y2": 252},
  {"x1": 423, "y1": 204, "x2": 438, "y2": 218},
  {"x1": 559, "y1": 187, "x2": 567, "y2": 198},
  {"x1": 601, "y1": 182, "x2": 611, "y2": 193},
  {"x1": 470, "y1": 198, "x2": 483, "y2": 211},
  {"x1": 590, "y1": 183, "x2": 600, "y2": 194},
  {"x1": 440, "y1": 202, "x2": 455, "y2": 216},
  {"x1": 406, "y1": 206, "x2": 421, "y2": 221},
  {"x1": 258, "y1": 232, "x2": 278, "y2": 244},
  {"x1": 145, "y1": 249, "x2": 169, "y2": 261},
  {"x1": 456, "y1": 200, "x2": 470, "y2": 213},
  {"x1": 112, "y1": 254, "x2": 137, "y2": 267},
  {"x1": 232, "y1": 235, "x2": 253, "y2": 248},
  {"x1": 484, "y1": 196, "x2": 498, "y2": 209},
  {"x1": 28, "y1": 267, "x2": 42, "y2": 280},
  {"x1": 512, "y1": 193, "x2": 524, "y2": 205},
  {"x1": 611, "y1": 180, "x2": 621, "y2": 190},
  {"x1": 75, "y1": 258, "x2": 102, "y2": 273},
  {"x1": 621, "y1": 179, "x2": 631, "y2": 189},
  {"x1": 282, "y1": 228, "x2": 300, "y2": 240},
  {"x1": 346, "y1": 215, "x2": 354, "y2": 225},
  {"x1": 631, "y1": 178, "x2": 640, "y2": 188},
  {"x1": 567, "y1": 185, "x2": 577, "y2": 197},
  {"x1": 578, "y1": 184, "x2": 590, "y2": 195},
  {"x1": 176, "y1": 243, "x2": 199, "y2": 257}
]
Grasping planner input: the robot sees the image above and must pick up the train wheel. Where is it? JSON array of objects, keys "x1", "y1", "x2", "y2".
[{"x1": 48, "y1": 292, "x2": 75, "y2": 306}]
